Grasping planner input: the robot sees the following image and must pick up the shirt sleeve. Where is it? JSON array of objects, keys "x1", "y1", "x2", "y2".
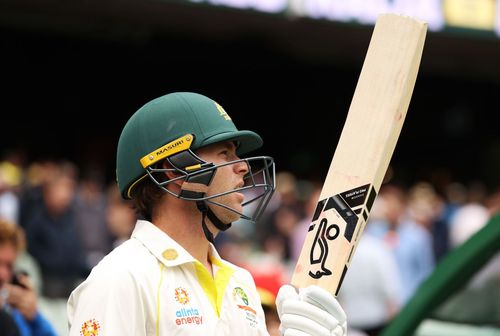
[{"x1": 67, "y1": 266, "x2": 146, "y2": 336}]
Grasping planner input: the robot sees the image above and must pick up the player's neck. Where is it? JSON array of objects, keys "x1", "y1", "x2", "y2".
[{"x1": 153, "y1": 198, "x2": 216, "y2": 272}]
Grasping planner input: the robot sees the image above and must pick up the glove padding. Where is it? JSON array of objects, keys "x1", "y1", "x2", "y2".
[{"x1": 276, "y1": 284, "x2": 347, "y2": 336}]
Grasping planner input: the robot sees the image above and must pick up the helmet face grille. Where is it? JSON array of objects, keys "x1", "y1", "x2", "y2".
[{"x1": 146, "y1": 155, "x2": 276, "y2": 223}]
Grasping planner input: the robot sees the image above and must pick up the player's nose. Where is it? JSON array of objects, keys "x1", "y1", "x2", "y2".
[{"x1": 233, "y1": 158, "x2": 249, "y2": 176}]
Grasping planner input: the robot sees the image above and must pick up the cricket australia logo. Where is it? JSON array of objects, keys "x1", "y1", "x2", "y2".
[
  {"x1": 232, "y1": 287, "x2": 250, "y2": 306},
  {"x1": 214, "y1": 101, "x2": 232, "y2": 120},
  {"x1": 233, "y1": 287, "x2": 258, "y2": 327}
]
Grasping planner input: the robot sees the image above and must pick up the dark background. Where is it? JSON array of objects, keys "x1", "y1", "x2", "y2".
[{"x1": 2, "y1": 0, "x2": 500, "y2": 192}]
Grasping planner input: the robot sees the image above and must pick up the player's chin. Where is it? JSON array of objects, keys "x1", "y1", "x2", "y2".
[
  {"x1": 226, "y1": 204, "x2": 244, "y2": 223},
  {"x1": 226, "y1": 211, "x2": 242, "y2": 224},
  {"x1": 233, "y1": 194, "x2": 245, "y2": 212},
  {"x1": 210, "y1": 199, "x2": 243, "y2": 223},
  {"x1": 214, "y1": 208, "x2": 241, "y2": 225}
]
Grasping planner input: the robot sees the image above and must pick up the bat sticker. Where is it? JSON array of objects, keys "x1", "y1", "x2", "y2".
[
  {"x1": 308, "y1": 217, "x2": 339, "y2": 279},
  {"x1": 307, "y1": 184, "x2": 374, "y2": 280}
]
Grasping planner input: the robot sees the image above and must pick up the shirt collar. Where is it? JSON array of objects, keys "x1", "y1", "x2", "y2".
[
  {"x1": 131, "y1": 220, "x2": 224, "y2": 268},
  {"x1": 207, "y1": 242, "x2": 226, "y2": 268},
  {"x1": 131, "y1": 220, "x2": 195, "y2": 267}
]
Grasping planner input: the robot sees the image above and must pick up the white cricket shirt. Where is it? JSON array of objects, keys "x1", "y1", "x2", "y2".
[{"x1": 67, "y1": 220, "x2": 269, "y2": 336}]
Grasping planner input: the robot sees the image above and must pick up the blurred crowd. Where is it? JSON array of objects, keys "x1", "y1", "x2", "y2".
[
  {"x1": 1, "y1": 153, "x2": 500, "y2": 335},
  {"x1": 0, "y1": 156, "x2": 136, "y2": 335}
]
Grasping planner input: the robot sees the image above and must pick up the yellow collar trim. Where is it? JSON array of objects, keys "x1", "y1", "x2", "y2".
[{"x1": 194, "y1": 256, "x2": 234, "y2": 318}]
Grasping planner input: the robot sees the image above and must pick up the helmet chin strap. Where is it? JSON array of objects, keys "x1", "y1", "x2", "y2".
[
  {"x1": 196, "y1": 201, "x2": 232, "y2": 244},
  {"x1": 166, "y1": 148, "x2": 233, "y2": 244}
]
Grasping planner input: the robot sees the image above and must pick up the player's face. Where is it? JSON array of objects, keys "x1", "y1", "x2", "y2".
[
  {"x1": 196, "y1": 141, "x2": 249, "y2": 224},
  {"x1": 0, "y1": 243, "x2": 16, "y2": 288}
]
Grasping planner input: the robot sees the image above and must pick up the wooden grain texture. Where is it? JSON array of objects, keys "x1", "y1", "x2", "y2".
[{"x1": 291, "y1": 13, "x2": 427, "y2": 294}]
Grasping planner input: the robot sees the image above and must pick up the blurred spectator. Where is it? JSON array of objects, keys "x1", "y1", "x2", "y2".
[
  {"x1": 485, "y1": 187, "x2": 500, "y2": 216},
  {"x1": 0, "y1": 161, "x2": 22, "y2": 223},
  {"x1": 274, "y1": 171, "x2": 300, "y2": 207},
  {"x1": 105, "y1": 184, "x2": 136, "y2": 248},
  {"x1": 407, "y1": 182, "x2": 449, "y2": 261},
  {"x1": 261, "y1": 234, "x2": 289, "y2": 268},
  {"x1": 245, "y1": 256, "x2": 288, "y2": 336},
  {"x1": 290, "y1": 182, "x2": 322, "y2": 263},
  {"x1": 74, "y1": 167, "x2": 113, "y2": 267},
  {"x1": 449, "y1": 202, "x2": 489, "y2": 249},
  {"x1": 466, "y1": 180, "x2": 488, "y2": 205},
  {"x1": 367, "y1": 184, "x2": 435, "y2": 303},
  {"x1": 256, "y1": 171, "x2": 302, "y2": 248},
  {"x1": 24, "y1": 162, "x2": 89, "y2": 299},
  {"x1": 448, "y1": 199, "x2": 496, "y2": 291},
  {"x1": 338, "y1": 234, "x2": 403, "y2": 336},
  {"x1": 19, "y1": 161, "x2": 65, "y2": 230},
  {"x1": 266, "y1": 204, "x2": 302, "y2": 263},
  {"x1": 0, "y1": 219, "x2": 57, "y2": 336},
  {"x1": 442, "y1": 182, "x2": 467, "y2": 223}
]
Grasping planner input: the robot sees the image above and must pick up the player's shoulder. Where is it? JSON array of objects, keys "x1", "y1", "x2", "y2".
[
  {"x1": 66, "y1": 239, "x2": 155, "y2": 324},
  {"x1": 89, "y1": 238, "x2": 156, "y2": 278},
  {"x1": 69, "y1": 239, "x2": 156, "y2": 297}
]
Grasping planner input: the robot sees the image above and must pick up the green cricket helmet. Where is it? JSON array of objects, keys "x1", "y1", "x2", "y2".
[{"x1": 116, "y1": 92, "x2": 275, "y2": 233}]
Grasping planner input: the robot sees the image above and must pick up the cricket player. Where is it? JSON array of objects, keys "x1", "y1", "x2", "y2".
[{"x1": 67, "y1": 92, "x2": 347, "y2": 335}]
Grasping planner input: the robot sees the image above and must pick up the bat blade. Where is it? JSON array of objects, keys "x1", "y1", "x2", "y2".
[{"x1": 291, "y1": 13, "x2": 428, "y2": 295}]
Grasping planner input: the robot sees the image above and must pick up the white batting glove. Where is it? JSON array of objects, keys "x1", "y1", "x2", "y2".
[{"x1": 276, "y1": 284, "x2": 347, "y2": 336}]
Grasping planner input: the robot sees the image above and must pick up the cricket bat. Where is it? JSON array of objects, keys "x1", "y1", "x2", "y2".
[{"x1": 291, "y1": 13, "x2": 428, "y2": 295}]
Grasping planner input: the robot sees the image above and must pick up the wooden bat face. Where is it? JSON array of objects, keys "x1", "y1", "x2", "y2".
[{"x1": 291, "y1": 13, "x2": 428, "y2": 294}]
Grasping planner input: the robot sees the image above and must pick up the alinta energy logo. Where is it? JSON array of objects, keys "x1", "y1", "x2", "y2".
[
  {"x1": 174, "y1": 287, "x2": 190, "y2": 305},
  {"x1": 174, "y1": 287, "x2": 203, "y2": 326}
]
